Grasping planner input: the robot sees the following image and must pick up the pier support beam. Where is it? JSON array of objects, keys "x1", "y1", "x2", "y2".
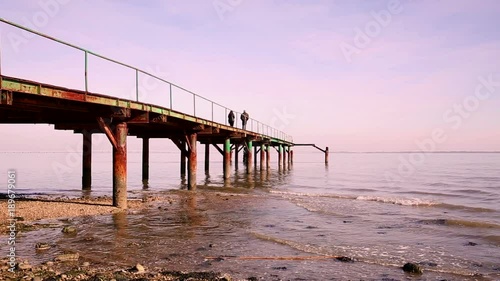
[
  {"x1": 266, "y1": 144, "x2": 270, "y2": 169},
  {"x1": 223, "y1": 138, "x2": 231, "y2": 179},
  {"x1": 283, "y1": 146, "x2": 287, "y2": 168},
  {"x1": 82, "y1": 130, "x2": 92, "y2": 190},
  {"x1": 290, "y1": 148, "x2": 294, "y2": 164},
  {"x1": 246, "y1": 140, "x2": 253, "y2": 174},
  {"x1": 325, "y1": 146, "x2": 329, "y2": 164},
  {"x1": 187, "y1": 133, "x2": 197, "y2": 190},
  {"x1": 234, "y1": 144, "x2": 239, "y2": 170},
  {"x1": 204, "y1": 143, "x2": 210, "y2": 173},
  {"x1": 142, "y1": 137, "x2": 149, "y2": 187},
  {"x1": 113, "y1": 123, "x2": 128, "y2": 209},
  {"x1": 287, "y1": 146, "x2": 291, "y2": 166},
  {"x1": 254, "y1": 147, "x2": 258, "y2": 168},
  {"x1": 260, "y1": 144, "x2": 265, "y2": 171},
  {"x1": 180, "y1": 140, "x2": 187, "y2": 176},
  {"x1": 278, "y1": 145, "x2": 283, "y2": 168}
]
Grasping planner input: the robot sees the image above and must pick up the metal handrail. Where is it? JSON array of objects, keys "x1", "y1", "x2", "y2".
[{"x1": 0, "y1": 17, "x2": 293, "y2": 143}]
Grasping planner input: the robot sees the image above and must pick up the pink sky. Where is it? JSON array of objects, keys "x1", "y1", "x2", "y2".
[{"x1": 0, "y1": 0, "x2": 499, "y2": 152}]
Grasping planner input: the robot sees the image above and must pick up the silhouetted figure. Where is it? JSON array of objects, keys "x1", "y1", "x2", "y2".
[
  {"x1": 241, "y1": 110, "x2": 249, "y2": 130},
  {"x1": 228, "y1": 110, "x2": 235, "y2": 127}
]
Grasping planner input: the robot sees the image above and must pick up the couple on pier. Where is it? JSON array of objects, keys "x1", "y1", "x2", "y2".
[{"x1": 228, "y1": 110, "x2": 249, "y2": 130}]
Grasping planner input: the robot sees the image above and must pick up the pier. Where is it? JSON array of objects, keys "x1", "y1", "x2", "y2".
[{"x1": 0, "y1": 18, "x2": 327, "y2": 209}]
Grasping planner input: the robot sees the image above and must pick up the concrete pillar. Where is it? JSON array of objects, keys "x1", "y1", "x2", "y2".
[
  {"x1": 187, "y1": 133, "x2": 197, "y2": 190},
  {"x1": 142, "y1": 137, "x2": 149, "y2": 187},
  {"x1": 113, "y1": 123, "x2": 128, "y2": 209},
  {"x1": 260, "y1": 144, "x2": 265, "y2": 171},
  {"x1": 246, "y1": 140, "x2": 253, "y2": 174},
  {"x1": 325, "y1": 146, "x2": 329, "y2": 164},
  {"x1": 204, "y1": 143, "x2": 210, "y2": 173},
  {"x1": 223, "y1": 138, "x2": 231, "y2": 179},
  {"x1": 82, "y1": 130, "x2": 92, "y2": 190},
  {"x1": 266, "y1": 144, "x2": 270, "y2": 169},
  {"x1": 180, "y1": 140, "x2": 186, "y2": 176}
]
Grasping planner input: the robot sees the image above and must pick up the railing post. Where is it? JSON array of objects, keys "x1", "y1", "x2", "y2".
[
  {"x1": 225, "y1": 108, "x2": 227, "y2": 125},
  {"x1": 211, "y1": 102, "x2": 214, "y2": 122},
  {"x1": 84, "y1": 51, "x2": 88, "y2": 94},
  {"x1": 135, "y1": 69, "x2": 139, "y2": 102},
  {"x1": 169, "y1": 84, "x2": 173, "y2": 110},
  {"x1": 193, "y1": 94, "x2": 196, "y2": 116}
]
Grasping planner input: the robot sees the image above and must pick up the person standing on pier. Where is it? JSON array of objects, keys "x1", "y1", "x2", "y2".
[
  {"x1": 228, "y1": 110, "x2": 235, "y2": 127},
  {"x1": 241, "y1": 110, "x2": 249, "y2": 130}
]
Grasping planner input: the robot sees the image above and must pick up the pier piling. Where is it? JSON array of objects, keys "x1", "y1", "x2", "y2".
[
  {"x1": 82, "y1": 130, "x2": 92, "y2": 190},
  {"x1": 187, "y1": 133, "x2": 197, "y2": 190},
  {"x1": 180, "y1": 140, "x2": 187, "y2": 176},
  {"x1": 205, "y1": 143, "x2": 210, "y2": 173},
  {"x1": 266, "y1": 144, "x2": 270, "y2": 169},
  {"x1": 224, "y1": 138, "x2": 231, "y2": 179},
  {"x1": 325, "y1": 146, "x2": 329, "y2": 164},
  {"x1": 113, "y1": 123, "x2": 128, "y2": 209},
  {"x1": 260, "y1": 144, "x2": 265, "y2": 171},
  {"x1": 246, "y1": 140, "x2": 253, "y2": 174},
  {"x1": 278, "y1": 145, "x2": 283, "y2": 168},
  {"x1": 142, "y1": 137, "x2": 149, "y2": 187}
]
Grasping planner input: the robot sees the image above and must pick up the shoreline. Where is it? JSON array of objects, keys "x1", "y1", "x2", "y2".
[{"x1": 0, "y1": 195, "x2": 171, "y2": 234}]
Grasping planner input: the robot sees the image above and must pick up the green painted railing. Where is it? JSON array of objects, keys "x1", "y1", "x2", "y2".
[{"x1": 0, "y1": 18, "x2": 293, "y2": 143}]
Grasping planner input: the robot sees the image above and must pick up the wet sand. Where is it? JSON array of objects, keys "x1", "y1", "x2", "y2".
[{"x1": 0, "y1": 195, "x2": 166, "y2": 234}]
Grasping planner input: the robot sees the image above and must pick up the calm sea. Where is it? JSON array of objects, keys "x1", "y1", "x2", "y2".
[{"x1": 1, "y1": 151, "x2": 499, "y2": 280}]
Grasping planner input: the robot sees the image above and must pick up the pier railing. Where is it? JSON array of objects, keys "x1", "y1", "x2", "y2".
[{"x1": 0, "y1": 18, "x2": 293, "y2": 143}]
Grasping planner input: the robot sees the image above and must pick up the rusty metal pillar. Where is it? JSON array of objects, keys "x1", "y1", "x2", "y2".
[
  {"x1": 246, "y1": 140, "x2": 253, "y2": 174},
  {"x1": 325, "y1": 146, "x2": 329, "y2": 164},
  {"x1": 142, "y1": 137, "x2": 149, "y2": 187},
  {"x1": 180, "y1": 140, "x2": 186, "y2": 176},
  {"x1": 223, "y1": 138, "x2": 231, "y2": 179},
  {"x1": 204, "y1": 143, "x2": 210, "y2": 173},
  {"x1": 234, "y1": 143, "x2": 239, "y2": 170},
  {"x1": 266, "y1": 144, "x2": 270, "y2": 169},
  {"x1": 113, "y1": 123, "x2": 128, "y2": 209},
  {"x1": 260, "y1": 144, "x2": 266, "y2": 171},
  {"x1": 278, "y1": 145, "x2": 283, "y2": 168},
  {"x1": 82, "y1": 130, "x2": 92, "y2": 190},
  {"x1": 187, "y1": 133, "x2": 197, "y2": 190},
  {"x1": 290, "y1": 148, "x2": 294, "y2": 164}
]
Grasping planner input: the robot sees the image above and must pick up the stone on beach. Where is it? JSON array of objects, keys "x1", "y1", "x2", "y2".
[
  {"x1": 403, "y1": 262, "x2": 423, "y2": 274},
  {"x1": 54, "y1": 253, "x2": 80, "y2": 262}
]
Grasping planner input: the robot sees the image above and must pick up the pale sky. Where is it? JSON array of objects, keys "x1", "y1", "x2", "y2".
[{"x1": 0, "y1": 0, "x2": 499, "y2": 152}]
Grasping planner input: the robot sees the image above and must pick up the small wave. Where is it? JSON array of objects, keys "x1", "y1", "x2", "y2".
[
  {"x1": 355, "y1": 195, "x2": 436, "y2": 206},
  {"x1": 418, "y1": 219, "x2": 500, "y2": 229},
  {"x1": 269, "y1": 190, "x2": 356, "y2": 200}
]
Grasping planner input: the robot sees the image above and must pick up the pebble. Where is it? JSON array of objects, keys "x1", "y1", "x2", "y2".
[
  {"x1": 62, "y1": 226, "x2": 77, "y2": 234},
  {"x1": 82, "y1": 261, "x2": 90, "y2": 267},
  {"x1": 134, "y1": 263, "x2": 145, "y2": 273},
  {"x1": 32, "y1": 277, "x2": 42, "y2": 281}
]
